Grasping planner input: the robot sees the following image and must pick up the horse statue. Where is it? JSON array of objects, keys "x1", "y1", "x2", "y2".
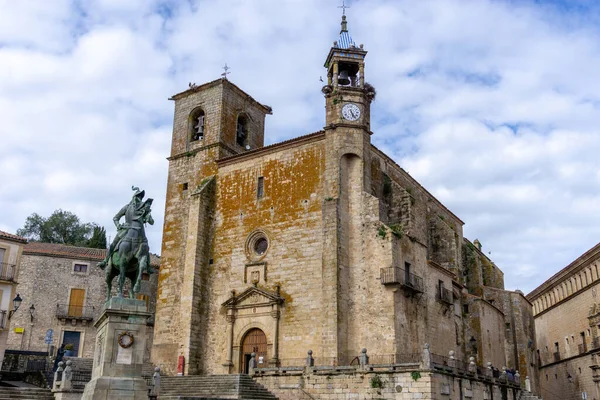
[{"x1": 98, "y1": 187, "x2": 154, "y2": 300}]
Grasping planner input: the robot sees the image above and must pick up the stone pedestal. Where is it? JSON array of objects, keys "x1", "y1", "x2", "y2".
[{"x1": 82, "y1": 297, "x2": 151, "y2": 400}]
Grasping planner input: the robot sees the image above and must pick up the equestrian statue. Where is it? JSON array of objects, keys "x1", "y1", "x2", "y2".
[{"x1": 98, "y1": 186, "x2": 154, "y2": 300}]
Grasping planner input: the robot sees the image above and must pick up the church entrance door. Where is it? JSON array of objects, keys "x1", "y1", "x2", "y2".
[{"x1": 240, "y1": 328, "x2": 267, "y2": 373}]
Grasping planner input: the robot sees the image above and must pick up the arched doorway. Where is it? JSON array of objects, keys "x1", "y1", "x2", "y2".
[{"x1": 240, "y1": 328, "x2": 267, "y2": 373}]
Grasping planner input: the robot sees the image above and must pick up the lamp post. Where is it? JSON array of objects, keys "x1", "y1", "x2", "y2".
[
  {"x1": 27, "y1": 304, "x2": 35, "y2": 351},
  {"x1": 8, "y1": 293, "x2": 22, "y2": 320}
]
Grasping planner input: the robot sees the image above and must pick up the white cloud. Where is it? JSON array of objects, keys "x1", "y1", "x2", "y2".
[{"x1": 1, "y1": 0, "x2": 600, "y2": 293}]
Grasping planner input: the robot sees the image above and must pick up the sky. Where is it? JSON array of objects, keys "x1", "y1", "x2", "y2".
[{"x1": 2, "y1": 0, "x2": 600, "y2": 294}]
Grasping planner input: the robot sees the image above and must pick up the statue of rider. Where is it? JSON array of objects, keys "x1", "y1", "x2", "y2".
[{"x1": 98, "y1": 186, "x2": 154, "y2": 270}]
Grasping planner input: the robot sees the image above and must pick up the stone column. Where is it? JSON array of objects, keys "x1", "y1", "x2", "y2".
[
  {"x1": 332, "y1": 61, "x2": 339, "y2": 87},
  {"x1": 421, "y1": 343, "x2": 432, "y2": 369},
  {"x1": 224, "y1": 311, "x2": 235, "y2": 371},
  {"x1": 359, "y1": 64, "x2": 364, "y2": 88},
  {"x1": 270, "y1": 309, "x2": 280, "y2": 366}
]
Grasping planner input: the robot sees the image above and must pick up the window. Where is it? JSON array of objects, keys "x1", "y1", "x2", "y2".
[
  {"x1": 190, "y1": 109, "x2": 205, "y2": 141},
  {"x1": 246, "y1": 230, "x2": 270, "y2": 261},
  {"x1": 254, "y1": 238, "x2": 268, "y2": 255},
  {"x1": 68, "y1": 288, "x2": 85, "y2": 317},
  {"x1": 73, "y1": 263, "x2": 87, "y2": 273},
  {"x1": 257, "y1": 177, "x2": 264, "y2": 199},
  {"x1": 404, "y1": 262, "x2": 411, "y2": 285},
  {"x1": 505, "y1": 323, "x2": 511, "y2": 330},
  {"x1": 236, "y1": 115, "x2": 248, "y2": 147},
  {"x1": 463, "y1": 304, "x2": 469, "y2": 314},
  {"x1": 182, "y1": 182, "x2": 188, "y2": 191}
]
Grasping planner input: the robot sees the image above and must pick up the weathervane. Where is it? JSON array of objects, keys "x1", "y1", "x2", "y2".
[
  {"x1": 338, "y1": 0, "x2": 350, "y2": 15},
  {"x1": 221, "y1": 63, "x2": 231, "y2": 79}
]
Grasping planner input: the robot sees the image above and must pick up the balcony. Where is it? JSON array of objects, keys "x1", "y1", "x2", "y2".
[
  {"x1": 55, "y1": 304, "x2": 95, "y2": 322},
  {"x1": 578, "y1": 344, "x2": 588, "y2": 355},
  {"x1": 438, "y1": 287, "x2": 453, "y2": 305},
  {"x1": 553, "y1": 352, "x2": 560, "y2": 362},
  {"x1": 593, "y1": 337, "x2": 600, "y2": 349},
  {"x1": 0, "y1": 262, "x2": 16, "y2": 282},
  {"x1": 380, "y1": 267, "x2": 424, "y2": 295}
]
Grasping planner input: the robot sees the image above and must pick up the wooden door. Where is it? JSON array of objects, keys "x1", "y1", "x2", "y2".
[
  {"x1": 241, "y1": 328, "x2": 267, "y2": 373},
  {"x1": 68, "y1": 288, "x2": 85, "y2": 317}
]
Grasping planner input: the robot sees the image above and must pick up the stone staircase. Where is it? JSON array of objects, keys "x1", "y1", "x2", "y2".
[
  {"x1": 160, "y1": 374, "x2": 279, "y2": 399},
  {"x1": 0, "y1": 386, "x2": 54, "y2": 399},
  {"x1": 520, "y1": 390, "x2": 543, "y2": 400}
]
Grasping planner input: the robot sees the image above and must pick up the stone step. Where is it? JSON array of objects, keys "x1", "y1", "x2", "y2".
[
  {"x1": 0, "y1": 387, "x2": 54, "y2": 400},
  {"x1": 160, "y1": 374, "x2": 278, "y2": 400}
]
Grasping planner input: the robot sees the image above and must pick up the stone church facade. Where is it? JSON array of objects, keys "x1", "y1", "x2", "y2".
[{"x1": 152, "y1": 15, "x2": 538, "y2": 393}]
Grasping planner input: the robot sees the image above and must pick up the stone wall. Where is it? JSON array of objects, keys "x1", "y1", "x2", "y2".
[
  {"x1": 484, "y1": 287, "x2": 538, "y2": 394},
  {"x1": 254, "y1": 365, "x2": 523, "y2": 400},
  {"x1": 464, "y1": 297, "x2": 506, "y2": 368}
]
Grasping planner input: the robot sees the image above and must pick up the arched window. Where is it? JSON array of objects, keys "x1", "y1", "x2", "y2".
[
  {"x1": 236, "y1": 114, "x2": 248, "y2": 147},
  {"x1": 190, "y1": 108, "x2": 205, "y2": 141}
]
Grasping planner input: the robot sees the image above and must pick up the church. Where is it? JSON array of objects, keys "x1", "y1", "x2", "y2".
[{"x1": 151, "y1": 13, "x2": 538, "y2": 395}]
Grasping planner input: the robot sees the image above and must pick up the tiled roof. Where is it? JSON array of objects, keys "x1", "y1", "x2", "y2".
[
  {"x1": 0, "y1": 230, "x2": 27, "y2": 244},
  {"x1": 217, "y1": 131, "x2": 325, "y2": 165},
  {"x1": 23, "y1": 242, "x2": 160, "y2": 267},
  {"x1": 338, "y1": 30, "x2": 356, "y2": 49}
]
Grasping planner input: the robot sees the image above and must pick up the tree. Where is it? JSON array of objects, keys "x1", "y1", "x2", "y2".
[
  {"x1": 17, "y1": 209, "x2": 107, "y2": 249},
  {"x1": 88, "y1": 226, "x2": 107, "y2": 249}
]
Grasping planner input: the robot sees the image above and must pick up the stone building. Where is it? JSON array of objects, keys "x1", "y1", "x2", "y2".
[
  {"x1": 528, "y1": 242, "x2": 600, "y2": 399},
  {"x1": 152, "y1": 14, "x2": 538, "y2": 394},
  {"x1": 5, "y1": 242, "x2": 158, "y2": 360},
  {"x1": 0, "y1": 230, "x2": 26, "y2": 369}
]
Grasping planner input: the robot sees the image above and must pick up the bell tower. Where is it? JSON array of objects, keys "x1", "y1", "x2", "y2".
[
  {"x1": 322, "y1": 14, "x2": 374, "y2": 130},
  {"x1": 320, "y1": 12, "x2": 377, "y2": 363}
]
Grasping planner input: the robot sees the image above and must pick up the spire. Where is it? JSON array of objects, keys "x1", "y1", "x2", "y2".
[{"x1": 337, "y1": 15, "x2": 356, "y2": 49}]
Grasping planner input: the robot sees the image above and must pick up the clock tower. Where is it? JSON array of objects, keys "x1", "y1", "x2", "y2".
[
  {"x1": 321, "y1": 13, "x2": 375, "y2": 198},
  {"x1": 320, "y1": 13, "x2": 377, "y2": 362},
  {"x1": 322, "y1": 14, "x2": 374, "y2": 130}
]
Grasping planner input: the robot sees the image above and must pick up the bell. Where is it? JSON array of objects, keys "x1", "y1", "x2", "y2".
[{"x1": 338, "y1": 70, "x2": 350, "y2": 86}]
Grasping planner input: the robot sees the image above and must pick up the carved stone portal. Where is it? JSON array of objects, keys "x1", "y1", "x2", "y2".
[{"x1": 222, "y1": 286, "x2": 284, "y2": 373}]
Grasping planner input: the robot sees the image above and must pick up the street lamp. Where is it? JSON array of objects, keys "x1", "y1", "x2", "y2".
[
  {"x1": 29, "y1": 304, "x2": 35, "y2": 322},
  {"x1": 470, "y1": 336, "x2": 478, "y2": 355},
  {"x1": 8, "y1": 293, "x2": 22, "y2": 320}
]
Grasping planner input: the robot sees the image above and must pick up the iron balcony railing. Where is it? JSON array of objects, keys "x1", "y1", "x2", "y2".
[
  {"x1": 380, "y1": 267, "x2": 424, "y2": 293},
  {"x1": 0, "y1": 262, "x2": 16, "y2": 282},
  {"x1": 0, "y1": 310, "x2": 6, "y2": 329},
  {"x1": 438, "y1": 287, "x2": 453, "y2": 305},
  {"x1": 55, "y1": 304, "x2": 95, "y2": 321}
]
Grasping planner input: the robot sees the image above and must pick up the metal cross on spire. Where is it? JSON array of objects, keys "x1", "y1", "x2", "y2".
[
  {"x1": 338, "y1": 0, "x2": 350, "y2": 15},
  {"x1": 221, "y1": 63, "x2": 231, "y2": 79}
]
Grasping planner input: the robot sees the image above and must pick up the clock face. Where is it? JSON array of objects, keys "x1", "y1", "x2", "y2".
[{"x1": 341, "y1": 103, "x2": 361, "y2": 121}]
